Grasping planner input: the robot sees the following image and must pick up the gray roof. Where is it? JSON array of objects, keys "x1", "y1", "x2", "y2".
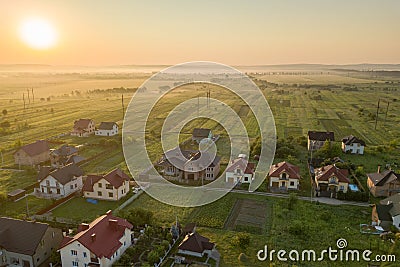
[
  {"x1": 376, "y1": 204, "x2": 393, "y2": 222},
  {"x1": 192, "y1": 128, "x2": 211, "y2": 138},
  {"x1": 342, "y1": 135, "x2": 366, "y2": 146},
  {"x1": 41, "y1": 163, "x2": 84, "y2": 185},
  {"x1": 50, "y1": 145, "x2": 78, "y2": 157},
  {"x1": 97, "y1": 122, "x2": 118, "y2": 130},
  {"x1": 0, "y1": 217, "x2": 49, "y2": 255},
  {"x1": 307, "y1": 131, "x2": 335, "y2": 141},
  {"x1": 367, "y1": 170, "x2": 400, "y2": 186}
]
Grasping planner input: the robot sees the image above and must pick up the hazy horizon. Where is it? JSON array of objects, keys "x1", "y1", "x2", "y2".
[{"x1": 1, "y1": 1, "x2": 399, "y2": 66}]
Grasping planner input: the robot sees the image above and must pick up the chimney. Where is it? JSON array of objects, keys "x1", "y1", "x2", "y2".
[
  {"x1": 78, "y1": 223, "x2": 89, "y2": 232},
  {"x1": 377, "y1": 165, "x2": 381, "y2": 173},
  {"x1": 109, "y1": 219, "x2": 118, "y2": 231},
  {"x1": 91, "y1": 233, "x2": 96, "y2": 242}
]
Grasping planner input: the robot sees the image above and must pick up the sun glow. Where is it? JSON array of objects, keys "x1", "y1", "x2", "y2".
[{"x1": 19, "y1": 18, "x2": 57, "y2": 50}]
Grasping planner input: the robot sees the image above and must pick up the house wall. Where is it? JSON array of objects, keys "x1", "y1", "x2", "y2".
[
  {"x1": 95, "y1": 125, "x2": 119, "y2": 136},
  {"x1": 269, "y1": 177, "x2": 299, "y2": 189},
  {"x1": 32, "y1": 227, "x2": 63, "y2": 267},
  {"x1": 178, "y1": 249, "x2": 203, "y2": 258},
  {"x1": 84, "y1": 179, "x2": 129, "y2": 201},
  {"x1": 205, "y1": 163, "x2": 220, "y2": 181},
  {"x1": 60, "y1": 228, "x2": 132, "y2": 267},
  {"x1": 14, "y1": 149, "x2": 49, "y2": 166},
  {"x1": 39, "y1": 175, "x2": 83, "y2": 199},
  {"x1": 2, "y1": 250, "x2": 33, "y2": 267},
  {"x1": 316, "y1": 180, "x2": 348, "y2": 193},
  {"x1": 368, "y1": 178, "x2": 400, "y2": 197},
  {"x1": 392, "y1": 215, "x2": 400, "y2": 230},
  {"x1": 307, "y1": 139, "x2": 325, "y2": 151},
  {"x1": 342, "y1": 143, "x2": 364, "y2": 154}
]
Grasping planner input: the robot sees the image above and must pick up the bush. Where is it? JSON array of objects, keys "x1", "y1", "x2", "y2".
[{"x1": 231, "y1": 232, "x2": 251, "y2": 249}]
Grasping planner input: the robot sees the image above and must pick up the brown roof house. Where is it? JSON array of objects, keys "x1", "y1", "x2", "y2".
[
  {"x1": 58, "y1": 211, "x2": 133, "y2": 267},
  {"x1": 367, "y1": 166, "x2": 400, "y2": 197},
  {"x1": 156, "y1": 147, "x2": 221, "y2": 181},
  {"x1": 95, "y1": 122, "x2": 119, "y2": 136},
  {"x1": 268, "y1": 161, "x2": 301, "y2": 192},
  {"x1": 35, "y1": 163, "x2": 84, "y2": 199},
  {"x1": 191, "y1": 128, "x2": 212, "y2": 143},
  {"x1": 178, "y1": 232, "x2": 216, "y2": 258},
  {"x1": 372, "y1": 193, "x2": 400, "y2": 230},
  {"x1": 71, "y1": 118, "x2": 95, "y2": 137},
  {"x1": 314, "y1": 164, "x2": 350, "y2": 197},
  {"x1": 14, "y1": 140, "x2": 50, "y2": 166},
  {"x1": 0, "y1": 217, "x2": 63, "y2": 267},
  {"x1": 225, "y1": 154, "x2": 255, "y2": 184},
  {"x1": 83, "y1": 168, "x2": 130, "y2": 201},
  {"x1": 307, "y1": 131, "x2": 335, "y2": 151},
  {"x1": 50, "y1": 145, "x2": 84, "y2": 168}
]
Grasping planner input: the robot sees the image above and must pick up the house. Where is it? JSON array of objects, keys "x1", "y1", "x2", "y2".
[
  {"x1": 58, "y1": 210, "x2": 133, "y2": 267},
  {"x1": 14, "y1": 140, "x2": 50, "y2": 166},
  {"x1": 225, "y1": 154, "x2": 255, "y2": 184},
  {"x1": 95, "y1": 122, "x2": 119, "y2": 136},
  {"x1": 0, "y1": 217, "x2": 63, "y2": 267},
  {"x1": 71, "y1": 119, "x2": 95, "y2": 137},
  {"x1": 268, "y1": 161, "x2": 301, "y2": 191},
  {"x1": 367, "y1": 166, "x2": 400, "y2": 197},
  {"x1": 156, "y1": 147, "x2": 221, "y2": 181},
  {"x1": 307, "y1": 131, "x2": 335, "y2": 151},
  {"x1": 314, "y1": 164, "x2": 350, "y2": 197},
  {"x1": 50, "y1": 145, "x2": 84, "y2": 168},
  {"x1": 342, "y1": 135, "x2": 366, "y2": 154},
  {"x1": 35, "y1": 163, "x2": 84, "y2": 199},
  {"x1": 192, "y1": 128, "x2": 212, "y2": 143},
  {"x1": 372, "y1": 193, "x2": 400, "y2": 230},
  {"x1": 178, "y1": 232, "x2": 216, "y2": 258},
  {"x1": 83, "y1": 168, "x2": 130, "y2": 201}
]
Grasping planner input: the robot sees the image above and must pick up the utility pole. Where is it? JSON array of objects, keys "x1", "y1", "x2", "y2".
[
  {"x1": 384, "y1": 101, "x2": 390, "y2": 125},
  {"x1": 122, "y1": 94, "x2": 125, "y2": 119},
  {"x1": 27, "y1": 89, "x2": 30, "y2": 104},
  {"x1": 31, "y1": 88, "x2": 34, "y2": 103},
  {"x1": 374, "y1": 99, "x2": 380, "y2": 130},
  {"x1": 23, "y1": 93, "x2": 26, "y2": 110}
]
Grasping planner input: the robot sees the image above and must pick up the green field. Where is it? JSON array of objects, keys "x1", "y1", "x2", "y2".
[{"x1": 0, "y1": 69, "x2": 399, "y2": 267}]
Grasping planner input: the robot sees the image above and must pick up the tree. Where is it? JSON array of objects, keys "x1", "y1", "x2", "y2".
[
  {"x1": 120, "y1": 208, "x2": 153, "y2": 226},
  {"x1": 147, "y1": 250, "x2": 160, "y2": 265},
  {"x1": 2, "y1": 109, "x2": 7, "y2": 116}
]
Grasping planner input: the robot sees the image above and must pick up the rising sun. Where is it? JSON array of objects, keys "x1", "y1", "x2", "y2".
[{"x1": 19, "y1": 18, "x2": 57, "y2": 50}]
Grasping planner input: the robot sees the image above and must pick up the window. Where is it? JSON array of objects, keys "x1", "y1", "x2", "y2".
[
  {"x1": 70, "y1": 185, "x2": 74, "y2": 189},
  {"x1": 71, "y1": 250, "x2": 78, "y2": 256},
  {"x1": 46, "y1": 180, "x2": 50, "y2": 186},
  {"x1": 290, "y1": 181, "x2": 295, "y2": 186},
  {"x1": 75, "y1": 184, "x2": 77, "y2": 188},
  {"x1": 340, "y1": 185, "x2": 344, "y2": 191},
  {"x1": 83, "y1": 252, "x2": 87, "y2": 258},
  {"x1": 281, "y1": 173, "x2": 287, "y2": 179},
  {"x1": 98, "y1": 183, "x2": 102, "y2": 188},
  {"x1": 72, "y1": 261, "x2": 79, "y2": 267},
  {"x1": 97, "y1": 191, "x2": 102, "y2": 196},
  {"x1": 109, "y1": 192, "x2": 114, "y2": 198},
  {"x1": 106, "y1": 184, "x2": 113, "y2": 190}
]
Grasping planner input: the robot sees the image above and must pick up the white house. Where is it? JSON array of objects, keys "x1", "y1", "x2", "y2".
[
  {"x1": 307, "y1": 131, "x2": 335, "y2": 151},
  {"x1": 268, "y1": 161, "x2": 301, "y2": 191},
  {"x1": 59, "y1": 211, "x2": 133, "y2": 267},
  {"x1": 95, "y1": 122, "x2": 119, "y2": 136},
  {"x1": 83, "y1": 168, "x2": 130, "y2": 201},
  {"x1": 35, "y1": 164, "x2": 84, "y2": 199},
  {"x1": 178, "y1": 232, "x2": 215, "y2": 258},
  {"x1": 342, "y1": 135, "x2": 365, "y2": 155},
  {"x1": 225, "y1": 155, "x2": 255, "y2": 184}
]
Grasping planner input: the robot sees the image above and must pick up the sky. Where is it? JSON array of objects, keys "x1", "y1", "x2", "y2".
[{"x1": 0, "y1": 0, "x2": 399, "y2": 66}]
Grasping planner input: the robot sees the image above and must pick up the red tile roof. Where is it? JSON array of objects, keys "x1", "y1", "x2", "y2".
[
  {"x1": 59, "y1": 211, "x2": 132, "y2": 259},
  {"x1": 268, "y1": 161, "x2": 300, "y2": 179},
  {"x1": 315, "y1": 165, "x2": 350, "y2": 183},
  {"x1": 226, "y1": 158, "x2": 255, "y2": 174},
  {"x1": 15, "y1": 140, "x2": 49, "y2": 157},
  {"x1": 74, "y1": 119, "x2": 93, "y2": 130},
  {"x1": 83, "y1": 168, "x2": 130, "y2": 192}
]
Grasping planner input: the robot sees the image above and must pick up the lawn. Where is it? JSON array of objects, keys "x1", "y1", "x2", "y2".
[
  {"x1": 51, "y1": 192, "x2": 133, "y2": 222},
  {"x1": 0, "y1": 195, "x2": 52, "y2": 219}
]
